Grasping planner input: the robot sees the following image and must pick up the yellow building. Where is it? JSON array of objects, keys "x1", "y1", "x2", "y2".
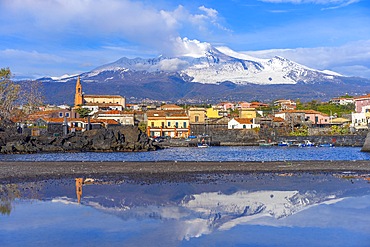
[
  {"x1": 147, "y1": 110, "x2": 190, "y2": 138},
  {"x1": 188, "y1": 107, "x2": 206, "y2": 124},
  {"x1": 206, "y1": 107, "x2": 222, "y2": 119},
  {"x1": 239, "y1": 108, "x2": 257, "y2": 119}
]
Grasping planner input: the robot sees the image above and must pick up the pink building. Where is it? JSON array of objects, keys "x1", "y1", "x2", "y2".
[
  {"x1": 218, "y1": 102, "x2": 235, "y2": 110},
  {"x1": 303, "y1": 110, "x2": 330, "y2": 125},
  {"x1": 275, "y1": 110, "x2": 330, "y2": 125},
  {"x1": 354, "y1": 94, "x2": 370, "y2": 113},
  {"x1": 237, "y1": 102, "x2": 252, "y2": 109}
]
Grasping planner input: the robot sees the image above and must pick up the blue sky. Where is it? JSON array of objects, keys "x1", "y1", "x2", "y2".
[{"x1": 0, "y1": 0, "x2": 369, "y2": 79}]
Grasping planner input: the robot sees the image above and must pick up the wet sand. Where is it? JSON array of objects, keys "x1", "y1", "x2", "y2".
[{"x1": 1, "y1": 160, "x2": 370, "y2": 183}]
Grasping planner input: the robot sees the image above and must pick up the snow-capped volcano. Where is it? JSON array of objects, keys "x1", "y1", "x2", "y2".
[
  {"x1": 90, "y1": 45, "x2": 341, "y2": 85},
  {"x1": 37, "y1": 43, "x2": 370, "y2": 104}
]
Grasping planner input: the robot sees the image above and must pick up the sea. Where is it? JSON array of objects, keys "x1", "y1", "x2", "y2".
[{"x1": 1, "y1": 146, "x2": 370, "y2": 247}]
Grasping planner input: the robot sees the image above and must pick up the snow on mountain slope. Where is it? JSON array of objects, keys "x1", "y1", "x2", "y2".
[{"x1": 87, "y1": 45, "x2": 342, "y2": 85}]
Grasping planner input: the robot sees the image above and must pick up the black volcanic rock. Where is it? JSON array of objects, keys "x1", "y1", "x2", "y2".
[{"x1": 0, "y1": 126, "x2": 157, "y2": 154}]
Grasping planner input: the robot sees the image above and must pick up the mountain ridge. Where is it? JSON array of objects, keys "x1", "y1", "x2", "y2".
[{"x1": 36, "y1": 46, "x2": 370, "y2": 104}]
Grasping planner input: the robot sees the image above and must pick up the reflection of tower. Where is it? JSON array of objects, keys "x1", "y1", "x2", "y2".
[
  {"x1": 75, "y1": 178, "x2": 83, "y2": 204},
  {"x1": 74, "y1": 76, "x2": 83, "y2": 108}
]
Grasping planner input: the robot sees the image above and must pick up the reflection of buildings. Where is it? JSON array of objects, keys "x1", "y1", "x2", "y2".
[
  {"x1": 75, "y1": 178, "x2": 99, "y2": 203},
  {"x1": 75, "y1": 178, "x2": 83, "y2": 204}
]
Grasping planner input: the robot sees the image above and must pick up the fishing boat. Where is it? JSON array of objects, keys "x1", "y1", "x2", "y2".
[
  {"x1": 197, "y1": 143, "x2": 209, "y2": 148},
  {"x1": 299, "y1": 140, "x2": 315, "y2": 147},
  {"x1": 258, "y1": 140, "x2": 274, "y2": 146},
  {"x1": 318, "y1": 143, "x2": 334, "y2": 147},
  {"x1": 278, "y1": 140, "x2": 289, "y2": 146}
]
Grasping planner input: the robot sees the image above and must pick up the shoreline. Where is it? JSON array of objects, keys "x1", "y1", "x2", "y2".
[{"x1": 1, "y1": 160, "x2": 370, "y2": 183}]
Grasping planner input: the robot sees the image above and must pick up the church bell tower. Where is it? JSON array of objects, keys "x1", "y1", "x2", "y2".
[{"x1": 74, "y1": 76, "x2": 83, "y2": 108}]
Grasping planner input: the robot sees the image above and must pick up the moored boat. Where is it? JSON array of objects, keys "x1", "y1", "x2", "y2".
[
  {"x1": 258, "y1": 140, "x2": 274, "y2": 146},
  {"x1": 318, "y1": 143, "x2": 334, "y2": 147},
  {"x1": 197, "y1": 143, "x2": 209, "y2": 148},
  {"x1": 299, "y1": 140, "x2": 315, "y2": 147}
]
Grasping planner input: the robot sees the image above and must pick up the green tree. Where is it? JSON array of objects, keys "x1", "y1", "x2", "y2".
[
  {"x1": 75, "y1": 107, "x2": 92, "y2": 118},
  {"x1": 138, "y1": 121, "x2": 147, "y2": 133}
]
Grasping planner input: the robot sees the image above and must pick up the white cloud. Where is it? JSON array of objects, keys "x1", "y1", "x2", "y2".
[
  {"x1": 258, "y1": 0, "x2": 359, "y2": 4},
  {"x1": 0, "y1": 49, "x2": 65, "y2": 63},
  {"x1": 199, "y1": 6, "x2": 218, "y2": 19},
  {"x1": 172, "y1": 37, "x2": 212, "y2": 57},
  {"x1": 0, "y1": 0, "x2": 230, "y2": 77},
  {"x1": 259, "y1": 0, "x2": 361, "y2": 10},
  {"x1": 157, "y1": 58, "x2": 189, "y2": 72},
  {"x1": 0, "y1": 0, "x2": 226, "y2": 55},
  {"x1": 241, "y1": 40, "x2": 370, "y2": 78}
]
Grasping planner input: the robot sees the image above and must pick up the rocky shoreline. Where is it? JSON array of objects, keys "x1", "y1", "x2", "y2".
[
  {"x1": 0, "y1": 126, "x2": 158, "y2": 154},
  {"x1": 1, "y1": 160, "x2": 370, "y2": 184}
]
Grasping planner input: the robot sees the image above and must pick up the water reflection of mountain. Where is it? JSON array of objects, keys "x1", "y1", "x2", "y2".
[{"x1": 44, "y1": 173, "x2": 370, "y2": 240}]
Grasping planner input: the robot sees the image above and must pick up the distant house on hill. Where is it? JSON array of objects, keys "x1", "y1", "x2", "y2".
[
  {"x1": 330, "y1": 97, "x2": 354, "y2": 106},
  {"x1": 274, "y1": 99, "x2": 296, "y2": 110}
]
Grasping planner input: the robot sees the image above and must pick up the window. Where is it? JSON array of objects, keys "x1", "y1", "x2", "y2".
[
  {"x1": 175, "y1": 122, "x2": 178, "y2": 128},
  {"x1": 161, "y1": 122, "x2": 164, "y2": 128},
  {"x1": 195, "y1": 116, "x2": 199, "y2": 122},
  {"x1": 243, "y1": 124, "x2": 246, "y2": 129},
  {"x1": 168, "y1": 122, "x2": 171, "y2": 127},
  {"x1": 65, "y1": 112, "x2": 70, "y2": 118},
  {"x1": 183, "y1": 122, "x2": 187, "y2": 128},
  {"x1": 59, "y1": 112, "x2": 63, "y2": 117},
  {"x1": 151, "y1": 122, "x2": 154, "y2": 127}
]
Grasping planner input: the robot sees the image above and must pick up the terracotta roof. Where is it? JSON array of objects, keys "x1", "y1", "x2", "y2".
[
  {"x1": 234, "y1": 118, "x2": 252, "y2": 124},
  {"x1": 354, "y1": 94, "x2": 370, "y2": 100},
  {"x1": 41, "y1": 117, "x2": 102, "y2": 124},
  {"x1": 273, "y1": 117, "x2": 285, "y2": 122},
  {"x1": 160, "y1": 104, "x2": 183, "y2": 110},
  {"x1": 147, "y1": 110, "x2": 166, "y2": 117},
  {"x1": 99, "y1": 119, "x2": 120, "y2": 125},
  {"x1": 98, "y1": 110, "x2": 121, "y2": 114}
]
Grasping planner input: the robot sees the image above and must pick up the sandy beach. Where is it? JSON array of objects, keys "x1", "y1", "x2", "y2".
[{"x1": 1, "y1": 160, "x2": 370, "y2": 183}]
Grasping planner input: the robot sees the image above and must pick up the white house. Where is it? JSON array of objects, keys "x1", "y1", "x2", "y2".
[
  {"x1": 95, "y1": 110, "x2": 135, "y2": 125},
  {"x1": 351, "y1": 112, "x2": 370, "y2": 130},
  {"x1": 228, "y1": 118, "x2": 260, "y2": 129}
]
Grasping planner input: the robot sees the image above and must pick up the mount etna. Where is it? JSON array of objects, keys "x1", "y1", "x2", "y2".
[{"x1": 37, "y1": 46, "x2": 370, "y2": 104}]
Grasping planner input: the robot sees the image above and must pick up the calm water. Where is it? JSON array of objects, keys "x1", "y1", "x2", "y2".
[
  {"x1": 1, "y1": 147, "x2": 370, "y2": 246},
  {"x1": 1, "y1": 173, "x2": 370, "y2": 247},
  {"x1": 0, "y1": 146, "x2": 370, "y2": 162}
]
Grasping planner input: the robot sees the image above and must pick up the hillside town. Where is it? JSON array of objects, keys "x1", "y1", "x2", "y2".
[{"x1": 6, "y1": 76, "x2": 369, "y2": 148}]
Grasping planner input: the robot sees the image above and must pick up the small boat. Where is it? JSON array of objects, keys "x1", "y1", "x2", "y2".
[
  {"x1": 258, "y1": 140, "x2": 273, "y2": 146},
  {"x1": 287, "y1": 140, "x2": 300, "y2": 147},
  {"x1": 299, "y1": 140, "x2": 315, "y2": 147},
  {"x1": 197, "y1": 143, "x2": 209, "y2": 148},
  {"x1": 318, "y1": 143, "x2": 334, "y2": 147},
  {"x1": 278, "y1": 141, "x2": 289, "y2": 146}
]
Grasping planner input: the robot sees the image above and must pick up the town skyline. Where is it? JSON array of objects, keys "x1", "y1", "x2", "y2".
[{"x1": 0, "y1": 0, "x2": 369, "y2": 79}]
